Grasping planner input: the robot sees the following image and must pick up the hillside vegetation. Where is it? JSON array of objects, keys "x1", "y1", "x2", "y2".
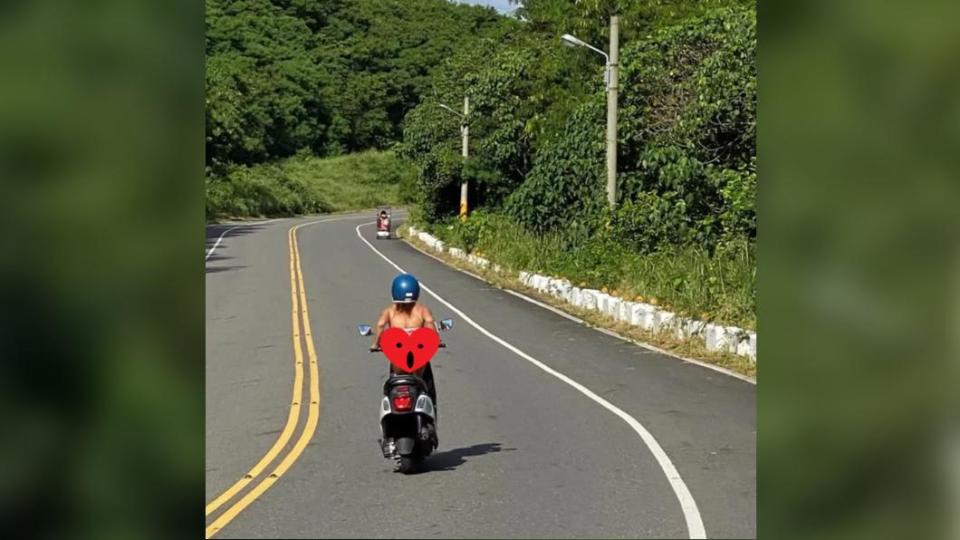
[
  {"x1": 399, "y1": 2, "x2": 756, "y2": 327},
  {"x1": 205, "y1": 0, "x2": 506, "y2": 218},
  {"x1": 206, "y1": 150, "x2": 416, "y2": 218},
  {"x1": 204, "y1": 0, "x2": 757, "y2": 325}
]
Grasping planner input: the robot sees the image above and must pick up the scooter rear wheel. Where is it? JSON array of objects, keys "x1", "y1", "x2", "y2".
[{"x1": 398, "y1": 456, "x2": 416, "y2": 474}]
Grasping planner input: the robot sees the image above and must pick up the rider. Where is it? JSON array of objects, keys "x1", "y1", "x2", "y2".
[
  {"x1": 370, "y1": 273, "x2": 438, "y2": 409},
  {"x1": 378, "y1": 210, "x2": 390, "y2": 230}
]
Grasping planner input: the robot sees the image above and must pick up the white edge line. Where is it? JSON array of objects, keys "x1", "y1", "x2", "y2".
[
  {"x1": 400, "y1": 231, "x2": 756, "y2": 386},
  {"x1": 354, "y1": 221, "x2": 707, "y2": 539},
  {"x1": 205, "y1": 218, "x2": 279, "y2": 261}
]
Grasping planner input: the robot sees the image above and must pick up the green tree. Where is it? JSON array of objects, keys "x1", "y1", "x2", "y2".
[
  {"x1": 205, "y1": 0, "x2": 328, "y2": 170},
  {"x1": 504, "y1": 6, "x2": 756, "y2": 251}
]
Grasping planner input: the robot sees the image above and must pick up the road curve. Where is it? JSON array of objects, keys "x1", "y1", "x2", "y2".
[{"x1": 205, "y1": 212, "x2": 756, "y2": 539}]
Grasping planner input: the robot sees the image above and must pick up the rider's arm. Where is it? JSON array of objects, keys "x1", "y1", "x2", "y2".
[
  {"x1": 371, "y1": 307, "x2": 390, "y2": 350},
  {"x1": 419, "y1": 305, "x2": 444, "y2": 347},
  {"x1": 419, "y1": 305, "x2": 435, "y2": 330}
]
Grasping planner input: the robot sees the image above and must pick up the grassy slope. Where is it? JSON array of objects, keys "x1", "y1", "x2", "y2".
[
  {"x1": 418, "y1": 212, "x2": 756, "y2": 330},
  {"x1": 206, "y1": 150, "x2": 416, "y2": 219}
]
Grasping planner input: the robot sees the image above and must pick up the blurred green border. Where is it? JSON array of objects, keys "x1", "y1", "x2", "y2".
[
  {"x1": 0, "y1": 1, "x2": 204, "y2": 538},
  {"x1": 2, "y1": 0, "x2": 959, "y2": 538},
  {"x1": 760, "y1": 1, "x2": 959, "y2": 538}
]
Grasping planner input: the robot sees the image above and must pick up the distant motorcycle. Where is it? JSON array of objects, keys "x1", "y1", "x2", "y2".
[
  {"x1": 357, "y1": 318, "x2": 453, "y2": 473},
  {"x1": 375, "y1": 207, "x2": 391, "y2": 240}
]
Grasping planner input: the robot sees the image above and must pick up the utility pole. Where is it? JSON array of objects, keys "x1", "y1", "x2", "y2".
[
  {"x1": 460, "y1": 95, "x2": 470, "y2": 221},
  {"x1": 606, "y1": 15, "x2": 619, "y2": 207}
]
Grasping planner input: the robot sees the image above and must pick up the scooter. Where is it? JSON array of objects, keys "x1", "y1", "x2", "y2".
[
  {"x1": 357, "y1": 319, "x2": 453, "y2": 473},
  {"x1": 375, "y1": 208, "x2": 391, "y2": 240}
]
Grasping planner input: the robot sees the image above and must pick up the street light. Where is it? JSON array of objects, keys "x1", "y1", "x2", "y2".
[
  {"x1": 437, "y1": 97, "x2": 470, "y2": 220},
  {"x1": 560, "y1": 19, "x2": 620, "y2": 207},
  {"x1": 561, "y1": 34, "x2": 609, "y2": 63},
  {"x1": 438, "y1": 103, "x2": 462, "y2": 118}
]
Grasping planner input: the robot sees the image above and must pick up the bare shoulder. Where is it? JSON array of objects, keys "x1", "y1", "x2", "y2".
[{"x1": 416, "y1": 303, "x2": 434, "y2": 319}]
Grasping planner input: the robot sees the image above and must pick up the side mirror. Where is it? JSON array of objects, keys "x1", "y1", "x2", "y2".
[
  {"x1": 357, "y1": 324, "x2": 373, "y2": 337},
  {"x1": 438, "y1": 318, "x2": 454, "y2": 331}
]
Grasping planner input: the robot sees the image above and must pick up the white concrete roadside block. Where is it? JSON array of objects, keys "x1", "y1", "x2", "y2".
[
  {"x1": 476, "y1": 257, "x2": 489, "y2": 268},
  {"x1": 449, "y1": 247, "x2": 465, "y2": 259},
  {"x1": 534, "y1": 274, "x2": 549, "y2": 292},
  {"x1": 545, "y1": 278, "x2": 559, "y2": 295},
  {"x1": 567, "y1": 287, "x2": 582, "y2": 305},
  {"x1": 627, "y1": 303, "x2": 641, "y2": 326},
  {"x1": 704, "y1": 324, "x2": 720, "y2": 351},
  {"x1": 712, "y1": 326, "x2": 736, "y2": 353},
  {"x1": 519, "y1": 271, "x2": 531, "y2": 285},
  {"x1": 725, "y1": 326, "x2": 745, "y2": 354},
  {"x1": 579, "y1": 289, "x2": 601, "y2": 310},
  {"x1": 549, "y1": 278, "x2": 569, "y2": 298},
  {"x1": 705, "y1": 323, "x2": 732, "y2": 352},
  {"x1": 605, "y1": 296, "x2": 621, "y2": 319},
  {"x1": 736, "y1": 331, "x2": 755, "y2": 360},
  {"x1": 556, "y1": 281, "x2": 572, "y2": 300},
  {"x1": 679, "y1": 318, "x2": 709, "y2": 340},
  {"x1": 617, "y1": 301, "x2": 634, "y2": 323},
  {"x1": 629, "y1": 303, "x2": 653, "y2": 329},
  {"x1": 654, "y1": 310, "x2": 677, "y2": 333},
  {"x1": 434, "y1": 240, "x2": 444, "y2": 252}
]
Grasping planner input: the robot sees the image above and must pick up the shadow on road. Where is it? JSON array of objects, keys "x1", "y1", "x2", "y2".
[
  {"x1": 205, "y1": 222, "x2": 272, "y2": 275},
  {"x1": 206, "y1": 265, "x2": 247, "y2": 274},
  {"x1": 421, "y1": 442, "x2": 507, "y2": 472},
  {"x1": 205, "y1": 223, "x2": 269, "y2": 249}
]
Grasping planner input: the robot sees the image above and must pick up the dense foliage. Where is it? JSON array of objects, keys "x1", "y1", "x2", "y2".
[
  {"x1": 206, "y1": 0, "x2": 327, "y2": 172},
  {"x1": 397, "y1": 33, "x2": 592, "y2": 222},
  {"x1": 507, "y1": 6, "x2": 757, "y2": 252},
  {"x1": 315, "y1": 0, "x2": 507, "y2": 154},
  {"x1": 396, "y1": 1, "x2": 757, "y2": 324},
  {"x1": 399, "y1": 4, "x2": 755, "y2": 249},
  {"x1": 206, "y1": 0, "x2": 505, "y2": 173}
]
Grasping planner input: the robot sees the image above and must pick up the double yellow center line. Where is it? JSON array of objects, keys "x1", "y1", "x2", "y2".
[{"x1": 205, "y1": 223, "x2": 322, "y2": 538}]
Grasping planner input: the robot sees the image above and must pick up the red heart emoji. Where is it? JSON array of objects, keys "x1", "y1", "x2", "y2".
[{"x1": 380, "y1": 327, "x2": 440, "y2": 373}]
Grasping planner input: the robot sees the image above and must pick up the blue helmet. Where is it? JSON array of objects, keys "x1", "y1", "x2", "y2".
[{"x1": 391, "y1": 273, "x2": 420, "y2": 303}]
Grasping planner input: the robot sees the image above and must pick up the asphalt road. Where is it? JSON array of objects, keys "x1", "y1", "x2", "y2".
[{"x1": 205, "y1": 211, "x2": 756, "y2": 539}]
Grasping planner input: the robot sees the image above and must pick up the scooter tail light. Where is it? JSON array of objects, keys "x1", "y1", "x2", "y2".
[{"x1": 392, "y1": 386, "x2": 413, "y2": 411}]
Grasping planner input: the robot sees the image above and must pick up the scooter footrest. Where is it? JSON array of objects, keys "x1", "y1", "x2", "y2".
[{"x1": 379, "y1": 438, "x2": 395, "y2": 458}]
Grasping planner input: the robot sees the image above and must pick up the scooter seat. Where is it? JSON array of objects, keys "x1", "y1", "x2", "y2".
[{"x1": 383, "y1": 374, "x2": 427, "y2": 395}]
